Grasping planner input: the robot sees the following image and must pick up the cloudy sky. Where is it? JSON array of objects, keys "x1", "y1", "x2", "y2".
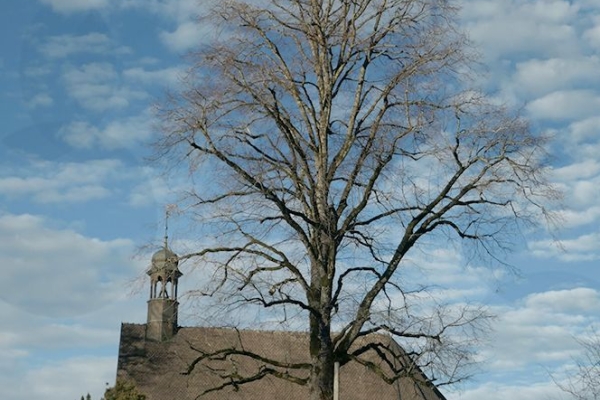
[{"x1": 1, "y1": 0, "x2": 600, "y2": 399}]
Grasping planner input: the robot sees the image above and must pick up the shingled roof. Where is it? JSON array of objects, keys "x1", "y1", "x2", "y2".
[{"x1": 116, "y1": 323, "x2": 447, "y2": 400}]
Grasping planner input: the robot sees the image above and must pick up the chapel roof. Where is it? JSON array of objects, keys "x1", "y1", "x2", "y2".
[{"x1": 117, "y1": 323, "x2": 447, "y2": 400}]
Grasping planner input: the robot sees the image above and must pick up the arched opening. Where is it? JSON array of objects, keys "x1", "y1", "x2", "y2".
[
  {"x1": 158, "y1": 276, "x2": 169, "y2": 298},
  {"x1": 151, "y1": 277, "x2": 159, "y2": 299}
]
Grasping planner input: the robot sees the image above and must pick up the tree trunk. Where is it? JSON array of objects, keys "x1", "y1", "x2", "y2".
[{"x1": 309, "y1": 314, "x2": 335, "y2": 400}]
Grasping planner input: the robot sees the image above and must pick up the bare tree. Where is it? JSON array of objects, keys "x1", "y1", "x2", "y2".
[
  {"x1": 557, "y1": 332, "x2": 600, "y2": 400},
  {"x1": 157, "y1": 0, "x2": 557, "y2": 399}
]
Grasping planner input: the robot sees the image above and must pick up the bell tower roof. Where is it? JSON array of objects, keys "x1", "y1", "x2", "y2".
[{"x1": 148, "y1": 245, "x2": 180, "y2": 275}]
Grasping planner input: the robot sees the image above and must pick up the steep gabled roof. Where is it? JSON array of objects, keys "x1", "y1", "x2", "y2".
[{"x1": 117, "y1": 323, "x2": 447, "y2": 400}]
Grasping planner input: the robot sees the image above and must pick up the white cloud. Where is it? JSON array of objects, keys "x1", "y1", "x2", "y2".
[
  {"x1": 26, "y1": 92, "x2": 54, "y2": 108},
  {"x1": 0, "y1": 291, "x2": 149, "y2": 400},
  {"x1": 62, "y1": 62, "x2": 147, "y2": 111},
  {"x1": 122, "y1": 0, "x2": 205, "y2": 22},
  {"x1": 552, "y1": 207, "x2": 600, "y2": 231},
  {"x1": 0, "y1": 302, "x2": 126, "y2": 351},
  {"x1": 57, "y1": 121, "x2": 100, "y2": 148},
  {"x1": 34, "y1": 358, "x2": 115, "y2": 399},
  {"x1": 0, "y1": 271, "x2": 149, "y2": 399},
  {"x1": 451, "y1": 381, "x2": 565, "y2": 400},
  {"x1": 575, "y1": 142, "x2": 600, "y2": 162},
  {"x1": 525, "y1": 288, "x2": 600, "y2": 314},
  {"x1": 159, "y1": 21, "x2": 207, "y2": 53},
  {"x1": 445, "y1": 286, "x2": 600, "y2": 400},
  {"x1": 39, "y1": 0, "x2": 111, "y2": 14},
  {"x1": 513, "y1": 57, "x2": 600, "y2": 98},
  {"x1": 126, "y1": 169, "x2": 192, "y2": 210},
  {"x1": 583, "y1": 16, "x2": 600, "y2": 49},
  {"x1": 527, "y1": 90, "x2": 600, "y2": 121},
  {"x1": 59, "y1": 110, "x2": 154, "y2": 149},
  {"x1": 40, "y1": 0, "x2": 210, "y2": 21},
  {"x1": 16, "y1": 356, "x2": 115, "y2": 400},
  {"x1": 15, "y1": 323, "x2": 116, "y2": 350},
  {"x1": 544, "y1": 158, "x2": 600, "y2": 229},
  {"x1": 479, "y1": 288, "x2": 600, "y2": 373},
  {"x1": 122, "y1": 0, "x2": 220, "y2": 52},
  {"x1": 569, "y1": 116, "x2": 600, "y2": 143},
  {"x1": 128, "y1": 176, "x2": 166, "y2": 207},
  {"x1": 0, "y1": 233, "x2": 149, "y2": 400},
  {"x1": 552, "y1": 160, "x2": 600, "y2": 182},
  {"x1": 22, "y1": 65, "x2": 53, "y2": 78},
  {"x1": 406, "y1": 239, "x2": 516, "y2": 299},
  {"x1": 529, "y1": 233, "x2": 600, "y2": 262},
  {"x1": 571, "y1": 180, "x2": 600, "y2": 209},
  {"x1": 460, "y1": 0, "x2": 581, "y2": 61},
  {"x1": 0, "y1": 213, "x2": 137, "y2": 317},
  {"x1": 39, "y1": 33, "x2": 114, "y2": 58},
  {"x1": 0, "y1": 159, "x2": 122, "y2": 204},
  {"x1": 123, "y1": 66, "x2": 185, "y2": 88}
]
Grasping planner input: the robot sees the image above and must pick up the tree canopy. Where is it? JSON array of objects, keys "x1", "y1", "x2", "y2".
[{"x1": 80, "y1": 381, "x2": 146, "y2": 400}]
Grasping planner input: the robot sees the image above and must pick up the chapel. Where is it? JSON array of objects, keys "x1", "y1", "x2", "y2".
[{"x1": 115, "y1": 243, "x2": 448, "y2": 400}]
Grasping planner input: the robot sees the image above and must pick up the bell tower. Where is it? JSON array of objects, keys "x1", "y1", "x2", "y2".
[{"x1": 146, "y1": 236, "x2": 182, "y2": 341}]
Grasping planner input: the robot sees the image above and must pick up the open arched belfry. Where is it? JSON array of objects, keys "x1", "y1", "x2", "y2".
[{"x1": 145, "y1": 239, "x2": 182, "y2": 341}]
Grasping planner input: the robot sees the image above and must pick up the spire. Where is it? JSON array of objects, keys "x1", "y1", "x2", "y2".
[
  {"x1": 164, "y1": 203, "x2": 178, "y2": 249},
  {"x1": 164, "y1": 206, "x2": 170, "y2": 249}
]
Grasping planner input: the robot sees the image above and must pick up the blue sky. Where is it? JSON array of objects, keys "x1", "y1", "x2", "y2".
[{"x1": 1, "y1": 0, "x2": 600, "y2": 399}]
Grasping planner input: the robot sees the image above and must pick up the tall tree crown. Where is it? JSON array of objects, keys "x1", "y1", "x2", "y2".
[{"x1": 157, "y1": 0, "x2": 557, "y2": 398}]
